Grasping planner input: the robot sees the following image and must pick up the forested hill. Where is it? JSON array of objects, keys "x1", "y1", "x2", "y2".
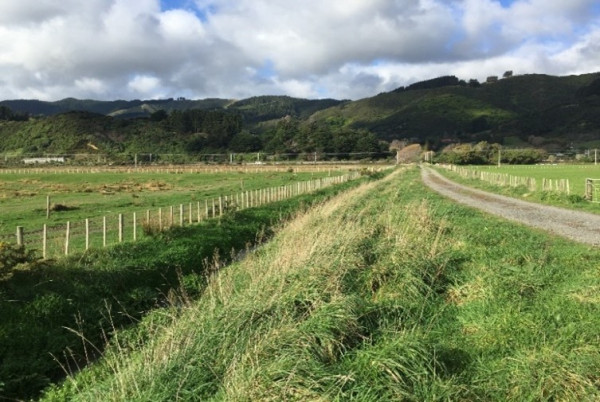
[
  {"x1": 1, "y1": 72, "x2": 600, "y2": 157},
  {"x1": 310, "y1": 72, "x2": 600, "y2": 150}
]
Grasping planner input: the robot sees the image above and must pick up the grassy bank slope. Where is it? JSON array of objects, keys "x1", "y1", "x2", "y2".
[{"x1": 44, "y1": 167, "x2": 600, "y2": 400}]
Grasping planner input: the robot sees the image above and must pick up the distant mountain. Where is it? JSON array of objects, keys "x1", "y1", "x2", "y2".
[
  {"x1": 0, "y1": 98, "x2": 233, "y2": 117},
  {"x1": 0, "y1": 96, "x2": 346, "y2": 126},
  {"x1": 2, "y1": 72, "x2": 600, "y2": 158}
]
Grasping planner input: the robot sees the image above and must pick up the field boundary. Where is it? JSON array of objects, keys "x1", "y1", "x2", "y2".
[
  {"x1": 422, "y1": 167, "x2": 600, "y2": 245},
  {"x1": 0, "y1": 163, "x2": 386, "y2": 175},
  {"x1": 2, "y1": 169, "x2": 384, "y2": 258},
  {"x1": 436, "y1": 163, "x2": 571, "y2": 194}
]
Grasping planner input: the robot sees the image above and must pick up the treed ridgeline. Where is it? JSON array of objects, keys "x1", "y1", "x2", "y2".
[{"x1": 2, "y1": 71, "x2": 600, "y2": 162}]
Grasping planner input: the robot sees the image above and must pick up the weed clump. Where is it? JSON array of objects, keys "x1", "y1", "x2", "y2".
[{"x1": 50, "y1": 203, "x2": 78, "y2": 212}]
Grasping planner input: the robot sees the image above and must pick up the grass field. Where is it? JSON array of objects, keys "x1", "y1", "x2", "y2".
[
  {"x1": 40, "y1": 166, "x2": 600, "y2": 401},
  {"x1": 473, "y1": 164, "x2": 600, "y2": 196},
  {"x1": 436, "y1": 163, "x2": 600, "y2": 212},
  {"x1": 0, "y1": 165, "x2": 362, "y2": 256}
]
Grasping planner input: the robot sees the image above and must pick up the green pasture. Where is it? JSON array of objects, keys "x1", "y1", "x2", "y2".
[
  {"x1": 471, "y1": 164, "x2": 600, "y2": 196},
  {"x1": 0, "y1": 167, "x2": 342, "y2": 252}
]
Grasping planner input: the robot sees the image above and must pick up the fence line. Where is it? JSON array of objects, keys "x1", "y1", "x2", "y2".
[
  {"x1": 0, "y1": 164, "x2": 383, "y2": 176},
  {"x1": 436, "y1": 164, "x2": 570, "y2": 195},
  {"x1": 8, "y1": 169, "x2": 374, "y2": 259}
]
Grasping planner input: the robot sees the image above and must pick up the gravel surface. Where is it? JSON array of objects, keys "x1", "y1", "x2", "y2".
[{"x1": 421, "y1": 167, "x2": 600, "y2": 246}]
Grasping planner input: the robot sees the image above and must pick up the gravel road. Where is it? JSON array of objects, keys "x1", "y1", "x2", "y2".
[{"x1": 421, "y1": 167, "x2": 600, "y2": 246}]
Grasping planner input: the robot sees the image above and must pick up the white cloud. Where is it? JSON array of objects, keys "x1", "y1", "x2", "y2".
[
  {"x1": 128, "y1": 74, "x2": 162, "y2": 96},
  {"x1": 75, "y1": 77, "x2": 107, "y2": 95},
  {"x1": 0, "y1": 0, "x2": 598, "y2": 101}
]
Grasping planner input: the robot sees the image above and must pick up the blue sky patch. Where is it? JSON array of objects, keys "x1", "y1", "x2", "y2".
[
  {"x1": 160, "y1": 0, "x2": 215, "y2": 21},
  {"x1": 497, "y1": 0, "x2": 516, "y2": 8},
  {"x1": 257, "y1": 59, "x2": 277, "y2": 80}
]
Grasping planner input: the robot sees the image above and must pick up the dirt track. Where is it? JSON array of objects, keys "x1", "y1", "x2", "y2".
[{"x1": 421, "y1": 167, "x2": 600, "y2": 246}]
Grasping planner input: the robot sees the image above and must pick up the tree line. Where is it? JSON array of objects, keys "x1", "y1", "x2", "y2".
[
  {"x1": 151, "y1": 108, "x2": 389, "y2": 157},
  {"x1": 435, "y1": 142, "x2": 547, "y2": 165},
  {"x1": 0, "y1": 106, "x2": 29, "y2": 121}
]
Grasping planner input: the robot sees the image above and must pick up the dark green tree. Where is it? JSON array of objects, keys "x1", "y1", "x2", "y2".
[{"x1": 229, "y1": 131, "x2": 262, "y2": 152}]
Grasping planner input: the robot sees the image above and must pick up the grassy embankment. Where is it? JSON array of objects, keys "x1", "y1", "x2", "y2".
[
  {"x1": 43, "y1": 166, "x2": 600, "y2": 400},
  {"x1": 435, "y1": 164, "x2": 600, "y2": 213},
  {"x1": 0, "y1": 170, "x2": 376, "y2": 400}
]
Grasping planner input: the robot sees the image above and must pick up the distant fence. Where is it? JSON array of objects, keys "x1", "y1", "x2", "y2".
[
  {"x1": 436, "y1": 164, "x2": 570, "y2": 194},
  {"x1": 0, "y1": 163, "x2": 376, "y2": 175},
  {"x1": 586, "y1": 179, "x2": 600, "y2": 202},
  {"x1": 1, "y1": 170, "x2": 373, "y2": 259}
]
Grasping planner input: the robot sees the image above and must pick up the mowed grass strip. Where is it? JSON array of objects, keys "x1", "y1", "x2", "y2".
[{"x1": 42, "y1": 166, "x2": 600, "y2": 401}]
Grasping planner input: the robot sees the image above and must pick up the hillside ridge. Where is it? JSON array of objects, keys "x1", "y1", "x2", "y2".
[{"x1": 1, "y1": 72, "x2": 600, "y2": 157}]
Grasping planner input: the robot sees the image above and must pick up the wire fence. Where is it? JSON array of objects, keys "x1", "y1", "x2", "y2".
[
  {"x1": 4, "y1": 169, "x2": 381, "y2": 259},
  {"x1": 1, "y1": 151, "x2": 395, "y2": 168},
  {"x1": 437, "y1": 164, "x2": 571, "y2": 194}
]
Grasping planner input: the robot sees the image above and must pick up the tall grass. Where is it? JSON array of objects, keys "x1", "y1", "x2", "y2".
[{"x1": 42, "y1": 167, "x2": 600, "y2": 401}]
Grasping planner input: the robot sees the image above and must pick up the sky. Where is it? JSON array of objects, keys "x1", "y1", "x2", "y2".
[{"x1": 0, "y1": 0, "x2": 599, "y2": 101}]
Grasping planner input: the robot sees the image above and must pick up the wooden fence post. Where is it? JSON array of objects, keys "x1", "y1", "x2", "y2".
[
  {"x1": 159, "y1": 208, "x2": 163, "y2": 231},
  {"x1": 118, "y1": 214, "x2": 123, "y2": 243},
  {"x1": 16, "y1": 226, "x2": 23, "y2": 246},
  {"x1": 42, "y1": 224, "x2": 47, "y2": 259},
  {"x1": 180, "y1": 204, "x2": 184, "y2": 226},
  {"x1": 586, "y1": 179, "x2": 592, "y2": 200},
  {"x1": 133, "y1": 212, "x2": 137, "y2": 241},
  {"x1": 65, "y1": 222, "x2": 70, "y2": 256},
  {"x1": 85, "y1": 218, "x2": 90, "y2": 250}
]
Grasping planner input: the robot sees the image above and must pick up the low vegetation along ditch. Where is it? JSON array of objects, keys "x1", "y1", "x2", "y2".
[
  {"x1": 34, "y1": 167, "x2": 600, "y2": 400},
  {"x1": 0, "y1": 171, "x2": 380, "y2": 400}
]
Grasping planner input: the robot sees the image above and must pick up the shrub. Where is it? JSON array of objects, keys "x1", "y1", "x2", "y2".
[
  {"x1": 0, "y1": 242, "x2": 38, "y2": 279},
  {"x1": 141, "y1": 219, "x2": 162, "y2": 236}
]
